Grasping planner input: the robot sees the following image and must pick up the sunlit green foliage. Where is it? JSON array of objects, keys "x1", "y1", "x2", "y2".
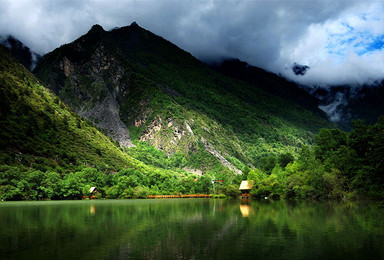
[
  {"x1": 0, "y1": 165, "x2": 241, "y2": 200},
  {"x1": 246, "y1": 117, "x2": 384, "y2": 200}
]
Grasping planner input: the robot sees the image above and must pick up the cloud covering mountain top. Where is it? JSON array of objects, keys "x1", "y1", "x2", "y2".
[{"x1": 0, "y1": 0, "x2": 383, "y2": 86}]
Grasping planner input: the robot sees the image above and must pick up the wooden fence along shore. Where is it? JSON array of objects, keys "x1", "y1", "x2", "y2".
[{"x1": 147, "y1": 194, "x2": 212, "y2": 199}]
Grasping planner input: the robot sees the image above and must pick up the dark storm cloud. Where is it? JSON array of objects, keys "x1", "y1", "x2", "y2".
[{"x1": 1, "y1": 0, "x2": 383, "y2": 86}]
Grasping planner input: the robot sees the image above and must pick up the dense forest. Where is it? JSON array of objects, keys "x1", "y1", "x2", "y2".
[
  {"x1": 1, "y1": 117, "x2": 383, "y2": 200},
  {"x1": 247, "y1": 117, "x2": 384, "y2": 200}
]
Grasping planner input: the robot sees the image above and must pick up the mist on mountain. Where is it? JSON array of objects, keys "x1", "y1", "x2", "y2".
[
  {"x1": 211, "y1": 58, "x2": 384, "y2": 128},
  {"x1": 0, "y1": 35, "x2": 41, "y2": 70},
  {"x1": 292, "y1": 63, "x2": 310, "y2": 76}
]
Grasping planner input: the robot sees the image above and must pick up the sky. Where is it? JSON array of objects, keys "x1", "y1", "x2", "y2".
[{"x1": 1, "y1": 0, "x2": 384, "y2": 87}]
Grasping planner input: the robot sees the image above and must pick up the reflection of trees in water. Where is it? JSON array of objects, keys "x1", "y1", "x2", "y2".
[
  {"x1": 124, "y1": 199, "x2": 245, "y2": 259},
  {"x1": 0, "y1": 200, "x2": 384, "y2": 259},
  {"x1": 232, "y1": 200, "x2": 384, "y2": 259}
]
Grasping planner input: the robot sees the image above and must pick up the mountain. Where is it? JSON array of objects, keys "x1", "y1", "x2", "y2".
[
  {"x1": 211, "y1": 59, "x2": 384, "y2": 130},
  {"x1": 0, "y1": 43, "x2": 132, "y2": 170},
  {"x1": 208, "y1": 59, "x2": 323, "y2": 115},
  {"x1": 348, "y1": 83, "x2": 384, "y2": 124},
  {"x1": 313, "y1": 83, "x2": 384, "y2": 129},
  {"x1": 0, "y1": 35, "x2": 41, "y2": 70},
  {"x1": 33, "y1": 22, "x2": 333, "y2": 174},
  {"x1": 292, "y1": 62, "x2": 310, "y2": 76},
  {"x1": 1, "y1": 43, "x2": 215, "y2": 200},
  {"x1": 0, "y1": 44, "x2": 183, "y2": 176}
]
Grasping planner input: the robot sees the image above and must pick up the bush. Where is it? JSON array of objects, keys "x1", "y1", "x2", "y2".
[{"x1": 211, "y1": 194, "x2": 226, "y2": 199}]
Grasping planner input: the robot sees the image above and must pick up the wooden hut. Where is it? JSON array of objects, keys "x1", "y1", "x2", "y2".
[
  {"x1": 89, "y1": 187, "x2": 97, "y2": 199},
  {"x1": 239, "y1": 180, "x2": 253, "y2": 198},
  {"x1": 90, "y1": 187, "x2": 97, "y2": 193}
]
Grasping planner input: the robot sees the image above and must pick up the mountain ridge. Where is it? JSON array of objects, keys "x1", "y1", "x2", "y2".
[
  {"x1": 0, "y1": 35, "x2": 41, "y2": 70},
  {"x1": 210, "y1": 58, "x2": 384, "y2": 129},
  {"x1": 208, "y1": 58, "x2": 324, "y2": 116},
  {"x1": 33, "y1": 22, "x2": 333, "y2": 174}
]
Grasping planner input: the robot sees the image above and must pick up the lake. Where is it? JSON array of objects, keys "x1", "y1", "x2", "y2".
[{"x1": 0, "y1": 199, "x2": 383, "y2": 259}]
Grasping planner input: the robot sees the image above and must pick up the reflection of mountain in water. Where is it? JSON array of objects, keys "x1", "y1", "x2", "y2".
[{"x1": 1, "y1": 200, "x2": 383, "y2": 259}]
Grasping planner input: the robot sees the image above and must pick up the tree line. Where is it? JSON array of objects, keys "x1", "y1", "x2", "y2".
[
  {"x1": 1, "y1": 117, "x2": 383, "y2": 201},
  {"x1": 247, "y1": 116, "x2": 384, "y2": 200}
]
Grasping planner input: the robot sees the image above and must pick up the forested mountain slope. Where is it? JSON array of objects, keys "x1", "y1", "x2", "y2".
[
  {"x1": 1, "y1": 23, "x2": 382, "y2": 201},
  {"x1": 0, "y1": 45, "x2": 205, "y2": 200},
  {"x1": 34, "y1": 22, "x2": 333, "y2": 174},
  {"x1": 209, "y1": 59, "x2": 323, "y2": 115},
  {"x1": 0, "y1": 35, "x2": 41, "y2": 70},
  {"x1": 211, "y1": 59, "x2": 384, "y2": 130},
  {"x1": 0, "y1": 45, "x2": 132, "y2": 170}
]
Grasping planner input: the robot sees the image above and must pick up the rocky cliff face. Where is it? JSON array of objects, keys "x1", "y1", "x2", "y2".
[
  {"x1": 137, "y1": 114, "x2": 242, "y2": 174},
  {"x1": 35, "y1": 29, "x2": 133, "y2": 147},
  {"x1": 80, "y1": 92, "x2": 132, "y2": 147}
]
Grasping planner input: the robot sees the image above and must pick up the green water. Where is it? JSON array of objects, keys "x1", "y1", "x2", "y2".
[{"x1": 0, "y1": 199, "x2": 383, "y2": 260}]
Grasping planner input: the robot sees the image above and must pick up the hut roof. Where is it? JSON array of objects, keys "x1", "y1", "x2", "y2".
[
  {"x1": 90, "y1": 187, "x2": 97, "y2": 193},
  {"x1": 239, "y1": 180, "x2": 253, "y2": 190}
]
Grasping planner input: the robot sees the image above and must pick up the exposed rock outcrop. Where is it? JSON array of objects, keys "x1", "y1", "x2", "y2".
[
  {"x1": 138, "y1": 114, "x2": 242, "y2": 174},
  {"x1": 200, "y1": 137, "x2": 242, "y2": 174},
  {"x1": 80, "y1": 93, "x2": 132, "y2": 147},
  {"x1": 53, "y1": 39, "x2": 138, "y2": 147},
  {"x1": 183, "y1": 167, "x2": 203, "y2": 176},
  {"x1": 139, "y1": 116, "x2": 198, "y2": 155},
  {"x1": 59, "y1": 56, "x2": 75, "y2": 77}
]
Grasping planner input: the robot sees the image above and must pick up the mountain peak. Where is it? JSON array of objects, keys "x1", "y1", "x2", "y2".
[
  {"x1": 88, "y1": 24, "x2": 105, "y2": 34},
  {"x1": 0, "y1": 34, "x2": 41, "y2": 70},
  {"x1": 292, "y1": 62, "x2": 310, "y2": 76},
  {"x1": 130, "y1": 21, "x2": 139, "y2": 28}
]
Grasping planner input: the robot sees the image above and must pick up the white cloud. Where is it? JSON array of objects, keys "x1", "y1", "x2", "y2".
[
  {"x1": 0, "y1": 0, "x2": 383, "y2": 86},
  {"x1": 279, "y1": 2, "x2": 384, "y2": 86}
]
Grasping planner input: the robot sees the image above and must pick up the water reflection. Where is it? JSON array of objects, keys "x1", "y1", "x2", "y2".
[
  {"x1": 90, "y1": 205, "x2": 96, "y2": 214},
  {"x1": 0, "y1": 199, "x2": 383, "y2": 260},
  {"x1": 239, "y1": 204, "x2": 251, "y2": 217}
]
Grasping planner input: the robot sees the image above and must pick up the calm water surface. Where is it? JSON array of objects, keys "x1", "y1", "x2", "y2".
[{"x1": 0, "y1": 199, "x2": 383, "y2": 259}]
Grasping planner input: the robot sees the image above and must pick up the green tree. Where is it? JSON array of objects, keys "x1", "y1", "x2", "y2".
[
  {"x1": 27, "y1": 170, "x2": 46, "y2": 200},
  {"x1": 315, "y1": 128, "x2": 347, "y2": 162},
  {"x1": 41, "y1": 171, "x2": 62, "y2": 199},
  {"x1": 83, "y1": 184, "x2": 91, "y2": 196},
  {"x1": 242, "y1": 165, "x2": 250, "y2": 179},
  {"x1": 278, "y1": 152, "x2": 295, "y2": 168},
  {"x1": 0, "y1": 166, "x2": 29, "y2": 200},
  {"x1": 222, "y1": 184, "x2": 241, "y2": 198},
  {"x1": 297, "y1": 145, "x2": 317, "y2": 171},
  {"x1": 61, "y1": 172, "x2": 86, "y2": 199},
  {"x1": 323, "y1": 169, "x2": 346, "y2": 200},
  {"x1": 259, "y1": 155, "x2": 277, "y2": 174}
]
